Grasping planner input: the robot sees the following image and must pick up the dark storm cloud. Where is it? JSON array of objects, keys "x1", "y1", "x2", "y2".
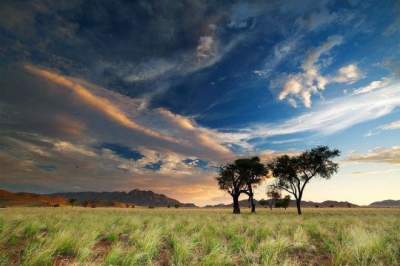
[
  {"x1": 0, "y1": 0, "x2": 267, "y2": 97},
  {"x1": 0, "y1": 0, "x2": 336, "y2": 106}
]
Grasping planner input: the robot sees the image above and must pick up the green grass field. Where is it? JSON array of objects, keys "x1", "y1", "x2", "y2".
[{"x1": 1, "y1": 207, "x2": 399, "y2": 266}]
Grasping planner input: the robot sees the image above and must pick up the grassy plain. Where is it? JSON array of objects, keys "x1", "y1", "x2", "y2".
[{"x1": 0, "y1": 207, "x2": 399, "y2": 266}]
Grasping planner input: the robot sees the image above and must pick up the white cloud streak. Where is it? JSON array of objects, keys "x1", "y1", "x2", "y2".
[
  {"x1": 221, "y1": 78, "x2": 400, "y2": 145},
  {"x1": 352, "y1": 78, "x2": 390, "y2": 95}
]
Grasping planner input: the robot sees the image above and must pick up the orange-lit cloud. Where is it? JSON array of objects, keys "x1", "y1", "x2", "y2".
[
  {"x1": 346, "y1": 146, "x2": 400, "y2": 165},
  {"x1": 53, "y1": 114, "x2": 86, "y2": 136},
  {"x1": 157, "y1": 108, "x2": 233, "y2": 158},
  {"x1": 24, "y1": 65, "x2": 178, "y2": 144}
]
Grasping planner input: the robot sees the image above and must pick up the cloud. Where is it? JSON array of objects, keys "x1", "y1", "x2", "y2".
[
  {"x1": 54, "y1": 141, "x2": 96, "y2": 157},
  {"x1": 0, "y1": 132, "x2": 222, "y2": 205},
  {"x1": 278, "y1": 36, "x2": 342, "y2": 107},
  {"x1": 380, "y1": 120, "x2": 400, "y2": 130},
  {"x1": 347, "y1": 146, "x2": 400, "y2": 164},
  {"x1": 25, "y1": 64, "x2": 179, "y2": 144},
  {"x1": 352, "y1": 78, "x2": 390, "y2": 95},
  {"x1": 365, "y1": 119, "x2": 400, "y2": 137},
  {"x1": 259, "y1": 150, "x2": 300, "y2": 163},
  {"x1": 196, "y1": 35, "x2": 217, "y2": 62},
  {"x1": 2, "y1": 61, "x2": 303, "y2": 204},
  {"x1": 23, "y1": 65, "x2": 235, "y2": 159},
  {"x1": 157, "y1": 108, "x2": 233, "y2": 158},
  {"x1": 1, "y1": 65, "x2": 234, "y2": 163},
  {"x1": 222, "y1": 78, "x2": 400, "y2": 144},
  {"x1": 278, "y1": 36, "x2": 363, "y2": 107},
  {"x1": 270, "y1": 138, "x2": 302, "y2": 145},
  {"x1": 333, "y1": 64, "x2": 362, "y2": 84},
  {"x1": 296, "y1": 8, "x2": 338, "y2": 31}
]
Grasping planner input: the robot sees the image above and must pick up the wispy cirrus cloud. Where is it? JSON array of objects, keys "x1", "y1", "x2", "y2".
[
  {"x1": 352, "y1": 77, "x2": 390, "y2": 95},
  {"x1": 263, "y1": 78, "x2": 400, "y2": 135},
  {"x1": 365, "y1": 119, "x2": 400, "y2": 137},
  {"x1": 220, "y1": 78, "x2": 400, "y2": 145},
  {"x1": 25, "y1": 64, "x2": 178, "y2": 144}
]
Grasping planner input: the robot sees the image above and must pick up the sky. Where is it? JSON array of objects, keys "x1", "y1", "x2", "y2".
[{"x1": 0, "y1": 0, "x2": 399, "y2": 206}]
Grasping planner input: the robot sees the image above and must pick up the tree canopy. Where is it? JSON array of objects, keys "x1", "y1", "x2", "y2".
[
  {"x1": 216, "y1": 163, "x2": 248, "y2": 214},
  {"x1": 268, "y1": 146, "x2": 340, "y2": 215},
  {"x1": 234, "y1": 157, "x2": 267, "y2": 213}
]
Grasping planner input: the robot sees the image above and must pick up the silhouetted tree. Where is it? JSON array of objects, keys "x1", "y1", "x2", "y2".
[
  {"x1": 234, "y1": 157, "x2": 268, "y2": 213},
  {"x1": 216, "y1": 164, "x2": 248, "y2": 214},
  {"x1": 68, "y1": 198, "x2": 77, "y2": 207},
  {"x1": 266, "y1": 186, "x2": 282, "y2": 210},
  {"x1": 275, "y1": 195, "x2": 290, "y2": 209},
  {"x1": 268, "y1": 146, "x2": 340, "y2": 215}
]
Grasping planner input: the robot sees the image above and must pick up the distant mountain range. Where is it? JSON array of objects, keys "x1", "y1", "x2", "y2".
[
  {"x1": 205, "y1": 199, "x2": 359, "y2": 208},
  {"x1": 50, "y1": 189, "x2": 197, "y2": 207},
  {"x1": 369, "y1": 200, "x2": 400, "y2": 207},
  {"x1": 0, "y1": 189, "x2": 197, "y2": 207},
  {"x1": 207, "y1": 199, "x2": 400, "y2": 208},
  {"x1": 0, "y1": 189, "x2": 67, "y2": 207},
  {"x1": 1, "y1": 188, "x2": 399, "y2": 208}
]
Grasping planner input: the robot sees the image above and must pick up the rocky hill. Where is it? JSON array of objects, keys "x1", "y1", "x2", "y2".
[
  {"x1": 369, "y1": 200, "x2": 400, "y2": 207},
  {"x1": 50, "y1": 189, "x2": 197, "y2": 207},
  {"x1": 0, "y1": 189, "x2": 67, "y2": 207}
]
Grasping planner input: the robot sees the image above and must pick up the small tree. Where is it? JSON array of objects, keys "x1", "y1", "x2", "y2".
[
  {"x1": 266, "y1": 186, "x2": 281, "y2": 210},
  {"x1": 216, "y1": 164, "x2": 248, "y2": 214},
  {"x1": 234, "y1": 157, "x2": 267, "y2": 213},
  {"x1": 275, "y1": 195, "x2": 290, "y2": 209},
  {"x1": 68, "y1": 198, "x2": 77, "y2": 207},
  {"x1": 268, "y1": 146, "x2": 340, "y2": 215}
]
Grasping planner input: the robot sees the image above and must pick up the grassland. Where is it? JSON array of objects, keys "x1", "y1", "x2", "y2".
[{"x1": 0, "y1": 207, "x2": 399, "y2": 266}]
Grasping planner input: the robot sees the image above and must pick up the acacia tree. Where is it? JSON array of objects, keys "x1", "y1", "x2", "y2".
[
  {"x1": 216, "y1": 164, "x2": 247, "y2": 214},
  {"x1": 268, "y1": 146, "x2": 340, "y2": 215},
  {"x1": 234, "y1": 157, "x2": 267, "y2": 213}
]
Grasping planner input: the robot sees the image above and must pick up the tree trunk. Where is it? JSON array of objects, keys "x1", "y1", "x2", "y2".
[
  {"x1": 250, "y1": 196, "x2": 255, "y2": 213},
  {"x1": 248, "y1": 185, "x2": 256, "y2": 213},
  {"x1": 296, "y1": 199, "x2": 302, "y2": 215},
  {"x1": 233, "y1": 194, "x2": 240, "y2": 214}
]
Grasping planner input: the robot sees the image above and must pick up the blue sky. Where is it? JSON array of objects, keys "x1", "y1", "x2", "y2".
[{"x1": 0, "y1": 0, "x2": 399, "y2": 205}]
